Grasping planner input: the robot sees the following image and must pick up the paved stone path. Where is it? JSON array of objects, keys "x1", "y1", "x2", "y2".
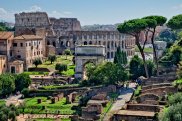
[
  {"x1": 17, "y1": 114, "x2": 72, "y2": 121},
  {"x1": 103, "y1": 83, "x2": 135, "y2": 121},
  {"x1": 5, "y1": 94, "x2": 24, "y2": 106}
]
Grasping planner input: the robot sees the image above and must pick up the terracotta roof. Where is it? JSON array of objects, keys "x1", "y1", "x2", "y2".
[
  {"x1": 0, "y1": 32, "x2": 13, "y2": 39},
  {"x1": 14, "y1": 35, "x2": 42, "y2": 40}
]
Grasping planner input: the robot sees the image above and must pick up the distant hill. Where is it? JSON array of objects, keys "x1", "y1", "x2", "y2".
[{"x1": 81, "y1": 24, "x2": 118, "y2": 31}]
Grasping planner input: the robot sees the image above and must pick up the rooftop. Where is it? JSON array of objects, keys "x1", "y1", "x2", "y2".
[
  {"x1": 116, "y1": 110, "x2": 155, "y2": 117},
  {"x1": 0, "y1": 32, "x2": 13, "y2": 40},
  {"x1": 14, "y1": 35, "x2": 42, "y2": 40}
]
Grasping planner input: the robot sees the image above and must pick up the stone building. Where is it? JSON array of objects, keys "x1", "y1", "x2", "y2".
[
  {"x1": 15, "y1": 12, "x2": 55, "y2": 56},
  {"x1": 49, "y1": 17, "x2": 81, "y2": 36},
  {"x1": 12, "y1": 35, "x2": 44, "y2": 70},
  {"x1": 54, "y1": 31, "x2": 135, "y2": 59},
  {"x1": 0, "y1": 32, "x2": 14, "y2": 74},
  {"x1": 0, "y1": 55, "x2": 7, "y2": 74},
  {"x1": 14, "y1": 12, "x2": 135, "y2": 61}
]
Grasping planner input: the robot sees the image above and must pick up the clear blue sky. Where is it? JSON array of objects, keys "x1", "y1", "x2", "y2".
[{"x1": 0, "y1": 0, "x2": 182, "y2": 25}]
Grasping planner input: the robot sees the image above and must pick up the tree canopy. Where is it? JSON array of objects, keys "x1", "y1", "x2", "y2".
[
  {"x1": 33, "y1": 58, "x2": 42, "y2": 68},
  {"x1": 143, "y1": 15, "x2": 167, "y2": 26},
  {"x1": 15, "y1": 73, "x2": 31, "y2": 92},
  {"x1": 117, "y1": 19, "x2": 149, "y2": 35},
  {"x1": 87, "y1": 62, "x2": 128, "y2": 85},
  {"x1": 114, "y1": 46, "x2": 127, "y2": 65},
  {"x1": 117, "y1": 18, "x2": 150, "y2": 78},
  {"x1": 48, "y1": 55, "x2": 57, "y2": 64},
  {"x1": 0, "y1": 74, "x2": 15, "y2": 96},
  {"x1": 167, "y1": 14, "x2": 182, "y2": 30}
]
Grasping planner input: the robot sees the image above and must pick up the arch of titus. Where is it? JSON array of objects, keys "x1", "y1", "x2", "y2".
[{"x1": 75, "y1": 45, "x2": 106, "y2": 80}]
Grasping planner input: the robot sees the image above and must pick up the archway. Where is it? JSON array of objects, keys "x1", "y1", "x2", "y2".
[
  {"x1": 52, "y1": 41, "x2": 56, "y2": 47},
  {"x1": 75, "y1": 45, "x2": 106, "y2": 80},
  {"x1": 83, "y1": 62, "x2": 96, "y2": 80},
  {"x1": 84, "y1": 41, "x2": 87, "y2": 45},
  {"x1": 66, "y1": 41, "x2": 70, "y2": 47},
  {"x1": 47, "y1": 41, "x2": 50, "y2": 45},
  {"x1": 89, "y1": 41, "x2": 92, "y2": 45}
]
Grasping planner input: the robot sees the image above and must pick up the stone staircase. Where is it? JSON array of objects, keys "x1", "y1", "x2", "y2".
[{"x1": 112, "y1": 83, "x2": 175, "y2": 121}]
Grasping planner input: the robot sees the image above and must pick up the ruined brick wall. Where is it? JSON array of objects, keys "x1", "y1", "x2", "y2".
[
  {"x1": 126, "y1": 104, "x2": 160, "y2": 112},
  {"x1": 50, "y1": 17, "x2": 81, "y2": 36},
  {"x1": 142, "y1": 86, "x2": 177, "y2": 96}
]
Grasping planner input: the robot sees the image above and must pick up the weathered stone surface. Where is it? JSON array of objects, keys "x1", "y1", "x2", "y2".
[
  {"x1": 142, "y1": 86, "x2": 177, "y2": 97},
  {"x1": 137, "y1": 93, "x2": 159, "y2": 104}
]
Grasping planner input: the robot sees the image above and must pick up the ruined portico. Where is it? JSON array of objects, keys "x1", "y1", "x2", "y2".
[{"x1": 74, "y1": 45, "x2": 106, "y2": 80}]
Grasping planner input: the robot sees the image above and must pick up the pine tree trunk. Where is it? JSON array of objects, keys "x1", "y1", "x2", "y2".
[
  {"x1": 136, "y1": 37, "x2": 149, "y2": 78},
  {"x1": 151, "y1": 28, "x2": 159, "y2": 76}
]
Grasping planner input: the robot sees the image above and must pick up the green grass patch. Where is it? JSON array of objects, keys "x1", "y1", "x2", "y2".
[
  {"x1": 173, "y1": 79, "x2": 182, "y2": 90},
  {"x1": 135, "y1": 46, "x2": 153, "y2": 53},
  {"x1": 23, "y1": 71, "x2": 49, "y2": 75},
  {"x1": 134, "y1": 86, "x2": 142, "y2": 97},
  {"x1": 37, "y1": 55, "x2": 75, "y2": 76},
  {"x1": 40, "y1": 84, "x2": 80, "y2": 90},
  {"x1": 0, "y1": 100, "x2": 5, "y2": 106},
  {"x1": 19, "y1": 97, "x2": 77, "y2": 115}
]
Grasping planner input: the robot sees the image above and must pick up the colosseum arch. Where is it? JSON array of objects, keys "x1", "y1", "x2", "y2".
[
  {"x1": 66, "y1": 41, "x2": 71, "y2": 47},
  {"x1": 74, "y1": 45, "x2": 106, "y2": 80},
  {"x1": 84, "y1": 41, "x2": 87, "y2": 45}
]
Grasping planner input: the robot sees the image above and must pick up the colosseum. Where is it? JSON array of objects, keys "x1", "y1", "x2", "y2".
[{"x1": 14, "y1": 12, "x2": 135, "y2": 60}]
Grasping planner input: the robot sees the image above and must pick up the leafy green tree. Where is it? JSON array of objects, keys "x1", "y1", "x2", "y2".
[
  {"x1": 33, "y1": 58, "x2": 42, "y2": 68},
  {"x1": 21, "y1": 88, "x2": 29, "y2": 98},
  {"x1": 48, "y1": 55, "x2": 57, "y2": 64},
  {"x1": 55, "y1": 63, "x2": 68, "y2": 74},
  {"x1": 64, "y1": 49, "x2": 72, "y2": 60},
  {"x1": 157, "y1": 29, "x2": 177, "y2": 43},
  {"x1": 0, "y1": 104, "x2": 19, "y2": 121},
  {"x1": 0, "y1": 74, "x2": 15, "y2": 97},
  {"x1": 114, "y1": 46, "x2": 127, "y2": 65},
  {"x1": 129, "y1": 55, "x2": 144, "y2": 80},
  {"x1": 15, "y1": 73, "x2": 31, "y2": 92},
  {"x1": 167, "y1": 14, "x2": 182, "y2": 30},
  {"x1": 0, "y1": 26, "x2": 5, "y2": 31},
  {"x1": 129, "y1": 55, "x2": 154, "y2": 80},
  {"x1": 85, "y1": 63, "x2": 96, "y2": 79},
  {"x1": 88, "y1": 62, "x2": 128, "y2": 85},
  {"x1": 117, "y1": 18, "x2": 154, "y2": 78},
  {"x1": 142, "y1": 16, "x2": 167, "y2": 76},
  {"x1": 159, "y1": 102, "x2": 182, "y2": 121},
  {"x1": 171, "y1": 46, "x2": 182, "y2": 65}
]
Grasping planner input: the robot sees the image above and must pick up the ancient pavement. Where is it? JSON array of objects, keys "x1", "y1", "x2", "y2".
[{"x1": 103, "y1": 83, "x2": 135, "y2": 121}]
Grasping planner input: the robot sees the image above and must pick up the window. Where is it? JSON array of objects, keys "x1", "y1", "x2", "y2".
[
  {"x1": 13, "y1": 43, "x2": 17, "y2": 47},
  {"x1": 10, "y1": 51, "x2": 12, "y2": 56},
  {"x1": 17, "y1": 55, "x2": 21, "y2": 58},
  {"x1": 20, "y1": 43, "x2": 23, "y2": 47}
]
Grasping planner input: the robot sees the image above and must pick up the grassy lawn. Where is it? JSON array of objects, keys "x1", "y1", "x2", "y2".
[
  {"x1": 135, "y1": 46, "x2": 153, "y2": 53},
  {"x1": 0, "y1": 100, "x2": 5, "y2": 106},
  {"x1": 23, "y1": 71, "x2": 49, "y2": 75},
  {"x1": 19, "y1": 97, "x2": 77, "y2": 115},
  {"x1": 36, "y1": 55, "x2": 75, "y2": 76},
  {"x1": 40, "y1": 84, "x2": 80, "y2": 90}
]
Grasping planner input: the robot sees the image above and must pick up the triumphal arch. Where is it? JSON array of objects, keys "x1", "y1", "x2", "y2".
[{"x1": 74, "y1": 45, "x2": 106, "y2": 80}]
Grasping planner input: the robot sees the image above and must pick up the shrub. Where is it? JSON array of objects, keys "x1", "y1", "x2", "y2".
[
  {"x1": 168, "y1": 92, "x2": 182, "y2": 106},
  {"x1": 21, "y1": 88, "x2": 29, "y2": 98},
  {"x1": 134, "y1": 86, "x2": 142, "y2": 97},
  {"x1": 55, "y1": 64, "x2": 68, "y2": 74}
]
